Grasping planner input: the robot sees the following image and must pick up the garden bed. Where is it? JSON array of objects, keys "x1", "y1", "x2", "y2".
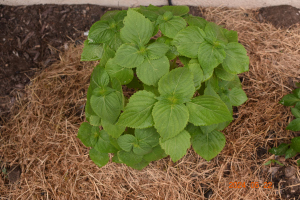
[{"x1": 1, "y1": 5, "x2": 300, "y2": 199}]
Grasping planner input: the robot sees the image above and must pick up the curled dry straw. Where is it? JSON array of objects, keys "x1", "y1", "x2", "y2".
[{"x1": 1, "y1": 7, "x2": 300, "y2": 199}]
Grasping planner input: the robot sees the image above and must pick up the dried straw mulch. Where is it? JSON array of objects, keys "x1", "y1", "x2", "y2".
[{"x1": 1, "y1": 7, "x2": 300, "y2": 199}]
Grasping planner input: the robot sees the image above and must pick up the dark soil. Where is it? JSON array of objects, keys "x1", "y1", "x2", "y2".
[{"x1": 259, "y1": 5, "x2": 300, "y2": 28}]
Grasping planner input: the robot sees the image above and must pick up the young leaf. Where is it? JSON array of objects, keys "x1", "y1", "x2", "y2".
[
  {"x1": 135, "y1": 127, "x2": 160, "y2": 147},
  {"x1": 159, "y1": 16, "x2": 187, "y2": 38},
  {"x1": 158, "y1": 67, "x2": 195, "y2": 99},
  {"x1": 143, "y1": 145, "x2": 167, "y2": 162},
  {"x1": 77, "y1": 122, "x2": 93, "y2": 147},
  {"x1": 90, "y1": 126, "x2": 101, "y2": 146},
  {"x1": 94, "y1": 130, "x2": 118, "y2": 153},
  {"x1": 186, "y1": 95, "x2": 233, "y2": 126},
  {"x1": 118, "y1": 91, "x2": 157, "y2": 128},
  {"x1": 114, "y1": 44, "x2": 145, "y2": 68},
  {"x1": 89, "y1": 148, "x2": 109, "y2": 168},
  {"x1": 101, "y1": 119, "x2": 125, "y2": 138},
  {"x1": 143, "y1": 84, "x2": 160, "y2": 96},
  {"x1": 286, "y1": 118, "x2": 300, "y2": 131},
  {"x1": 285, "y1": 147, "x2": 298, "y2": 159},
  {"x1": 223, "y1": 29, "x2": 238, "y2": 43},
  {"x1": 88, "y1": 21, "x2": 114, "y2": 44},
  {"x1": 120, "y1": 8, "x2": 154, "y2": 46},
  {"x1": 185, "y1": 16, "x2": 207, "y2": 30},
  {"x1": 198, "y1": 41, "x2": 226, "y2": 74},
  {"x1": 189, "y1": 125, "x2": 226, "y2": 161},
  {"x1": 105, "y1": 59, "x2": 134, "y2": 85},
  {"x1": 146, "y1": 42, "x2": 169, "y2": 60},
  {"x1": 153, "y1": 101, "x2": 189, "y2": 139},
  {"x1": 173, "y1": 26, "x2": 205, "y2": 58},
  {"x1": 280, "y1": 94, "x2": 300, "y2": 106},
  {"x1": 136, "y1": 56, "x2": 170, "y2": 86},
  {"x1": 215, "y1": 65, "x2": 235, "y2": 81},
  {"x1": 107, "y1": 32, "x2": 123, "y2": 51},
  {"x1": 81, "y1": 40, "x2": 104, "y2": 61},
  {"x1": 291, "y1": 107, "x2": 300, "y2": 118},
  {"x1": 117, "y1": 134, "x2": 137, "y2": 152},
  {"x1": 222, "y1": 42, "x2": 249, "y2": 74},
  {"x1": 118, "y1": 150, "x2": 143, "y2": 166},
  {"x1": 269, "y1": 143, "x2": 289, "y2": 156},
  {"x1": 90, "y1": 91, "x2": 122, "y2": 124},
  {"x1": 291, "y1": 137, "x2": 300, "y2": 152},
  {"x1": 159, "y1": 130, "x2": 191, "y2": 162}
]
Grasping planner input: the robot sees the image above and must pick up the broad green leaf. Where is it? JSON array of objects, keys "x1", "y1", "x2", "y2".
[
  {"x1": 135, "y1": 127, "x2": 160, "y2": 147},
  {"x1": 161, "y1": 5, "x2": 189, "y2": 16},
  {"x1": 223, "y1": 29, "x2": 238, "y2": 43},
  {"x1": 186, "y1": 95, "x2": 233, "y2": 126},
  {"x1": 179, "y1": 56, "x2": 191, "y2": 65},
  {"x1": 109, "y1": 136, "x2": 122, "y2": 150},
  {"x1": 99, "y1": 44, "x2": 115, "y2": 67},
  {"x1": 105, "y1": 59, "x2": 134, "y2": 85},
  {"x1": 158, "y1": 67, "x2": 195, "y2": 99},
  {"x1": 101, "y1": 10, "x2": 120, "y2": 21},
  {"x1": 112, "y1": 154, "x2": 122, "y2": 163},
  {"x1": 89, "y1": 148, "x2": 109, "y2": 167},
  {"x1": 198, "y1": 41, "x2": 226, "y2": 74},
  {"x1": 139, "y1": 5, "x2": 161, "y2": 21},
  {"x1": 227, "y1": 87, "x2": 248, "y2": 106},
  {"x1": 81, "y1": 40, "x2": 104, "y2": 61},
  {"x1": 120, "y1": 8, "x2": 154, "y2": 46},
  {"x1": 90, "y1": 65, "x2": 110, "y2": 88},
  {"x1": 280, "y1": 94, "x2": 300, "y2": 106},
  {"x1": 77, "y1": 122, "x2": 93, "y2": 147},
  {"x1": 133, "y1": 141, "x2": 152, "y2": 155},
  {"x1": 114, "y1": 44, "x2": 145, "y2": 68},
  {"x1": 143, "y1": 145, "x2": 167, "y2": 162},
  {"x1": 291, "y1": 137, "x2": 300, "y2": 152},
  {"x1": 90, "y1": 91, "x2": 122, "y2": 123},
  {"x1": 173, "y1": 26, "x2": 205, "y2": 58},
  {"x1": 130, "y1": 159, "x2": 150, "y2": 170},
  {"x1": 143, "y1": 84, "x2": 160, "y2": 96},
  {"x1": 222, "y1": 42, "x2": 249, "y2": 74},
  {"x1": 102, "y1": 119, "x2": 125, "y2": 138},
  {"x1": 136, "y1": 56, "x2": 169, "y2": 86},
  {"x1": 107, "y1": 32, "x2": 123, "y2": 51},
  {"x1": 190, "y1": 126, "x2": 226, "y2": 161},
  {"x1": 88, "y1": 21, "x2": 114, "y2": 44},
  {"x1": 291, "y1": 107, "x2": 300, "y2": 118},
  {"x1": 146, "y1": 42, "x2": 169, "y2": 60},
  {"x1": 153, "y1": 101, "x2": 189, "y2": 139},
  {"x1": 159, "y1": 16, "x2": 187, "y2": 38},
  {"x1": 185, "y1": 63, "x2": 203, "y2": 90},
  {"x1": 90, "y1": 126, "x2": 100, "y2": 146},
  {"x1": 126, "y1": 76, "x2": 143, "y2": 90},
  {"x1": 218, "y1": 75, "x2": 242, "y2": 90},
  {"x1": 117, "y1": 134, "x2": 137, "y2": 152},
  {"x1": 293, "y1": 88, "x2": 300, "y2": 99},
  {"x1": 94, "y1": 130, "x2": 118, "y2": 153},
  {"x1": 159, "y1": 130, "x2": 191, "y2": 162},
  {"x1": 215, "y1": 65, "x2": 235, "y2": 81},
  {"x1": 202, "y1": 67, "x2": 214, "y2": 81},
  {"x1": 269, "y1": 143, "x2": 289, "y2": 155},
  {"x1": 204, "y1": 22, "x2": 228, "y2": 44},
  {"x1": 87, "y1": 114, "x2": 102, "y2": 126},
  {"x1": 118, "y1": 150, "x2": 143, "y2": 166},
  {"x1": 118, "y1": 91, "x2": 157, "y2": 128},
  {"x1": 285, "y1": 147, "x2": 298, "y2": 159},
  {"x1": 85, "y1": 86, "x2": 101, "y2": 126},
  {"x1": 185, "y1": 16, "x2": 207, "y2": 30},
  {"x1": 204, "y1": 81, "x2": 220, "y2": 99}
]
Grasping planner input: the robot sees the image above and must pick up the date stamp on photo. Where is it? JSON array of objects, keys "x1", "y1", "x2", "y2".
[{"x1": 229, "y1": 182, "x2": 273, "y2": 189}]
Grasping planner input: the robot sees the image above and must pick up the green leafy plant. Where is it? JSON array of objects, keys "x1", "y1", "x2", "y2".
[
  {"x1": 77, "y1": 5, "x2": 249, "y2": 170},
  {"x1": 266, "y1": 88, "x2": 300, "y2": 166}
]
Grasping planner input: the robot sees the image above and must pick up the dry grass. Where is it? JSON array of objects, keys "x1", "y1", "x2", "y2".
[{"x1": 1, "y1": 7, "x2": 300, "y2": 199}]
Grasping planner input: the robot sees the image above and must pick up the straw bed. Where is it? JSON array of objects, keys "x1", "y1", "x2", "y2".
[{"x1": 1, "y1": 7, "x2": 300, "y2": 199}]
